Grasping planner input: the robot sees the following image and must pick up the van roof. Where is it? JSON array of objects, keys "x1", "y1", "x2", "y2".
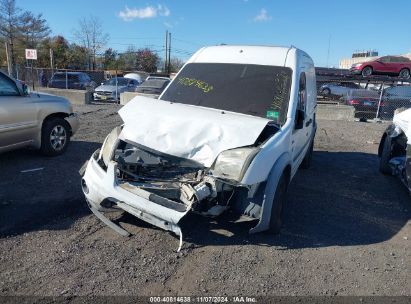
[{"x1": 187, "y1": 45, "x2": 312, "y2": 67}]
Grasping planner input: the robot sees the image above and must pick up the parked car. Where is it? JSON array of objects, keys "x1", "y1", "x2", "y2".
[
  {"x1": 48, "y1": 72, "x2": 96, "y2": 90},
  {"x1": 146, "y1": 73, "x2": 171, "y2": 81},
  {"x1": 0, "y1": 71, "x2": 79, "y2": 156},
  {"x1": 319, "y1": 82, "x2": 361, "y2": 97},
  {"x1": 123, "y1": 73, "x2": 143, "y2": 83},
  {"x1": 382, "y1": 85, "x2": 411, "y2": 117},
  {"x1": 134, "y1": 78, "x2": 170, "y2": 99},
  {"x1": 346, "y1": 96, "x2": 381, "y2": 120},
  {"x1": 379, "y1": 108, "x2": 411, "y2": 191},
  {"x1": 94, "y1": 77, "x2": 140, "y2": 101},
  {"x1": 80, "y1": 45, "x2": 317, "y2": 251},
  {"x1": 350, "y1": 56, "x2": 411, "y2": 79},
  {"x1": 346, "y1": 85, "x2": 411, "y2": 120}
]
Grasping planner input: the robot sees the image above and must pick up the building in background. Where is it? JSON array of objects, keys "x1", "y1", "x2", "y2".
[{"x1": 339, "y1": 50, "x2": 411, "y2": 69}]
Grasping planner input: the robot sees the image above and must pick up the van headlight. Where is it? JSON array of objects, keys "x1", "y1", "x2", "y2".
[
  {"x1": 211, "y1": 147, "x2": 259, "y2": 182},
  {"x1": 99, "y1": 126, "x2": 121, "y2": 165}
]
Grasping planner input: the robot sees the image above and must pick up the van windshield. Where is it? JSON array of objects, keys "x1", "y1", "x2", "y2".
[{"x1": 160, "y1": 63, "x2": 292, "y2": 124}]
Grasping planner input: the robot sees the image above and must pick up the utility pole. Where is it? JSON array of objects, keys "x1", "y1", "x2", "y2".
[
  {"x1": 164, "y1": 30, "x2": 168, "y2": 72},
  {"x1": 168, "y1": 32, "x2": 171, "y2": 74},
  {"x1": 5, "y1": 42, "x2": 12, "y2": 76},
  {"x1": 326, "y1": 35, "x2": 331, "y2": 68}
]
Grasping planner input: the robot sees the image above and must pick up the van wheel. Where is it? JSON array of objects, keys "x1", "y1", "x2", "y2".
[
  {"x1": 269, "y1": 173, "x2": 288, "y2": 234},
  {"x1": 300, "y1": 140, "x2": 314, "y2": 169},
  {"x1": 40, "y1": 117, "x2": 70, "y2": 156},
  {"x1": 379, "y1": 135, "x2": 392, "y2": 175}
]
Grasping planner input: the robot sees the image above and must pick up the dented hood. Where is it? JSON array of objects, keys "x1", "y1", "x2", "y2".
[{"x1": 118, "y1": 96, "x2": 270, "y2": 167}]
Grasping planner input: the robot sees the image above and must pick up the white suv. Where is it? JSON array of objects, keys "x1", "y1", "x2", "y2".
[{"x1": 80, "y1": 45, "x2": 317, "y2": 250}]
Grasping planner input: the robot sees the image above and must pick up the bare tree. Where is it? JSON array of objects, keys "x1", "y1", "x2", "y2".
[{"x1": 73, "y1": 16, "x2": 109, "y2": 70}]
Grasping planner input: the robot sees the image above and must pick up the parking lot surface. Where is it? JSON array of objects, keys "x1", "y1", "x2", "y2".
[{"x1": 0, "y1": 103, "x2": 410, "y2": 296}]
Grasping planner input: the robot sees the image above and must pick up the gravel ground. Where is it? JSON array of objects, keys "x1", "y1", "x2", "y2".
[{"x1": 0, "y1": 103, "x2": 410, "y2": 297}]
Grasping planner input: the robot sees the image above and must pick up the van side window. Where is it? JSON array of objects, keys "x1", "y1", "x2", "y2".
[{"x1": 297, "y1": 72, "x2": 306, "y2": 114}]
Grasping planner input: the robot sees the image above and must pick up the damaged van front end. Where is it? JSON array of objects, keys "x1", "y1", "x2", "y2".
[
  {"x1": 81, "y1": 96, "x2": 281, "y2": 251},
  {"x1": 80, "y1": 46, "x2": 317, "y2": 251}
]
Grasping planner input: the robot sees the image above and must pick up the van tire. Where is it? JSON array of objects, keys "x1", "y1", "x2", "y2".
[
  {"x1": 379, "y1": 135, "x2": 392, "y2": 175},
  {"x1": 300, "y1": 140, "x2": 314, "y2": 169},
  {"x1": 40, "y1": 117, "x2": 70, "y2": 156},
  {"x1": 269, "y1": 173, "x2": 288, "y2": 234}
]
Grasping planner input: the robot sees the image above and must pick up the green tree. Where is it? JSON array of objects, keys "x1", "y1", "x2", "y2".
[
  {"x1": 18, "y1": 11, "x2": 50, "y2": 48},
  {"x1": 0, "y1": 0, "x2": 21, "y2": 76},
  {"x1": 103, "y1": 48, "x2": 117, "y2": 70},
  {"x1": 66, "y1": 44, "x2": 88, "y2": 70},
  {"x1": 135, "y1": 48, "x2": 159, "y2": 73},
  {"x1": 0, "y1": 0, "x2": 50, "y2": 75},
  {"x1": 117, "y1": 45, "x2": 137, "y2": 70}
]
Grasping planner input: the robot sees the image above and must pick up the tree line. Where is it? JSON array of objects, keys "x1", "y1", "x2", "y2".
[{"x1": 0, "y1": 0, "x2": 184, "y2": 77}]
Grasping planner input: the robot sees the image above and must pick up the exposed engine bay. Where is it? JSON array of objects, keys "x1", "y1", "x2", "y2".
[{"x1": 114, "y1": 140, "x2": 243, "y2": 217}]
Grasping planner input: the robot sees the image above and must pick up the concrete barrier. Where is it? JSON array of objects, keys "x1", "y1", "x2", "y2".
[
  {"x1": 37, "y1": 88, "x2": 93, "y2": 105},
  {"x1": 120, "y1": 92, "x2": 139, "y2": 105},
  {"x1": 316, "y1": 104, "x2": 355, "y2": 121},
  {"x1": 120, "y1": 92, "x2": 160, "y2": 105}
]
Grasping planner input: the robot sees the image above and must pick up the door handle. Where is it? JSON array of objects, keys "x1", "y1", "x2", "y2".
[{"x1": 305, "y1": 119, "x2": 312, "y2": 127}]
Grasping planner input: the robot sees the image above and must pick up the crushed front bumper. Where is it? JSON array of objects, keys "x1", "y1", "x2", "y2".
[{"x1": 80, "y1": 151, "x2": 188, "y2": 251}]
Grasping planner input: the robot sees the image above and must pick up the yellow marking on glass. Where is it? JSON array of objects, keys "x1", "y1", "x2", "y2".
[{"x1": 178, "y1": 77, "x2": 213, "y2": 93}]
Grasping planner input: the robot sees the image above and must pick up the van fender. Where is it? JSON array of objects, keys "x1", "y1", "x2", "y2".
[{"x1": 249, "y1": 152, "x2": 291, "y2": 234}]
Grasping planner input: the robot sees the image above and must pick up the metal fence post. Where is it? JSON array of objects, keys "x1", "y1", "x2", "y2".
[{"x1": 376, "y1": 83, "x2": 384, "y2": 119}]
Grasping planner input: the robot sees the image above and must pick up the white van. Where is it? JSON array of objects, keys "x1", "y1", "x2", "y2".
[{"x1": 80, "y1": 45, "x2": 317, "y2": 250}]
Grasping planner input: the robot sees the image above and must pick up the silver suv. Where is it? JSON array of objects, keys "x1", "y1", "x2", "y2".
[{"x1": 0, "y1": 71, "x2": 79, "y2": 156}]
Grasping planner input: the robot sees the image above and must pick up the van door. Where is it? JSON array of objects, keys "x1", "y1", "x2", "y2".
[{"x1": 291, "y1": 71, "x2": 311, "y2": 169}]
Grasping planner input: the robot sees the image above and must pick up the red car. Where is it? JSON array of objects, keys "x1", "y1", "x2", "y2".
[{"x1": 350, "y1": 56, "x2": 411, "y2": 79}]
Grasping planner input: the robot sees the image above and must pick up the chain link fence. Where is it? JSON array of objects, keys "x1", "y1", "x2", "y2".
[
  {"x1": 20, "y1": 67, "x2": 149, "y2": 92},
  {"x1": 317, "y1": 79, "x2": 411, "y2": 121}
]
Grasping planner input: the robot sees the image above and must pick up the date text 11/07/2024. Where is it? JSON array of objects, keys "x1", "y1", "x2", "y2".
[{"x1": 149, "y1": 296, "x2": 258, "y2": 303}]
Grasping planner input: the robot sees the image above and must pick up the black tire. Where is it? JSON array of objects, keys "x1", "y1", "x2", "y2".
[
  {"x1": 379, "y1": 135, "x2": 392, "y2": 175},
  {"x1": 361, "y1": 66, "x2": 373, "y2": 77},
  {"x1": 322, "y1": 88, "x2": 331, "y2": 96},
  {"x1": 269, "y1": 173, "x2": 289, "y2": 234},
  {"x1": 40, "y1": 117, "x2": 70, "y2": 156},
  {"x1": 300, "y1": 140, "x2": 314, "y2": 169},
  {"x1": 399, "y1": 68, "x2": 410, "y2": 79}
]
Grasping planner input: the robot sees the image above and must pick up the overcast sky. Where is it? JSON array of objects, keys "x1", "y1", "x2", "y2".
[{"x1": 18, "y1": 0, "x2": 411, "y2": 67}]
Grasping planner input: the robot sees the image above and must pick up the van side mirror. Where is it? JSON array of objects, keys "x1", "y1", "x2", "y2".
[{"x1": 295, "y1": 109, "x2": 305, "y2": 129}]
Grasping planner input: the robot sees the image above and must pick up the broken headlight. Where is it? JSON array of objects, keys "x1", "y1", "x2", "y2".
[
  {"x1": 99, "y1": 126, "x2": 121, "y2": 166},
  {"x1": 211, "y1": 147, "x2": 259, "y2": 182}
]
